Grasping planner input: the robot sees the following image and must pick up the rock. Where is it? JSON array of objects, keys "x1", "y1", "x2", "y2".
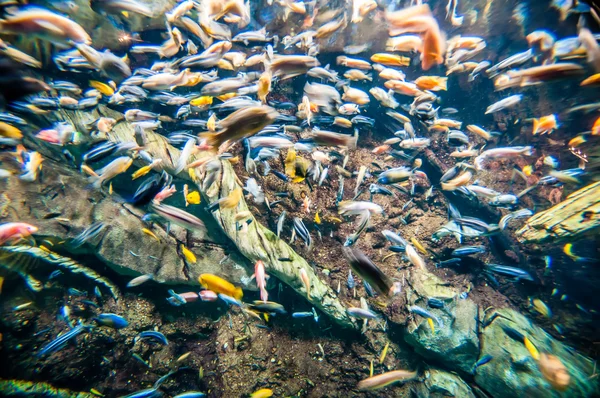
[
  {"x1": 516, "y1": 181, "x2": 600, "y2": 243},
  {"x1": 30, "y1": 106, "x2": 354, "y2": 329},
  {"x1": 403, "y1": 270, "x2": 479, "y2": 374},
  {"x1": 415, "y1": 368, "x2": 476, "y2": 398},
  {"x1": 475, "y1": 308, "x2": 598, "y2": 398},
  {"x1": 0, "y1": 153, "x2": 252, "y2": 288},
  {"x1": 0, "y1": 379, "x2": 93, "y2": 397}
]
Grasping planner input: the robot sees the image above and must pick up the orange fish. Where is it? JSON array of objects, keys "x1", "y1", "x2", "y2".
[
  {"x1": 0, "y1": 222, "x2": 38, "y2": 245},
  {"x1": 415, "y1": 76, "x2": 448, "y2": 91},
  {"x1": 384, "y1": 80, "x2": 423, "y2": 96},
  {"x1": 532, "y1": 114, "x2": 558, "y2": 135},
  {"x1": 370, "y1": 53, "x2": 410, "y2": 67},
  {"x1": 592, "y1": 117, "x2": 600, "y2": 135}
]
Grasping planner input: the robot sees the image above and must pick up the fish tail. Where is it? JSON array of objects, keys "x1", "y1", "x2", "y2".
[
  {"x1": 199, "y1": 132, "x2": 219, "y2": 147},
  {"x1": 234, "y1": 286, "x2": 243, "y2": 301},
  {"x1": 532, "y1": 118, "x2": 540, "y2": 135}
]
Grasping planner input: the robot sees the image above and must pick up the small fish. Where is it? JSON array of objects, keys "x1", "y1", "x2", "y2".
[
  {"x1": 250, "y1": 388, "x2": 273, "y2": 398},
  {"x1": 142, "y1": 228, "x2": 160, "y2": 242},
  {"x1": 127, "y1": 274, "x2": 153, "y2": 288},
  {"x1": 38, "y1": 324, "x2": 93, "y2": 357},
  {"x1": 473, "y1": 354, "x2": 493, "y2": 371},
  {"x1": 135, "y1": 331, "x2": 169, "y2": 345},
  {"x1": 181, "y1": 244, "x2": 197, "y2": 263},
  {"x1": 531, "y1": 298, "x2": 552, "y2": 318},
  {"x1": 218, "y1": 293, "x2": 243, "y2": 307},
  {"x1": 277, "y1": 211, "x2": 286, "y2": 238},
  {"x1": 94, "y1": 313, "x2": 129, "y2": 329}
]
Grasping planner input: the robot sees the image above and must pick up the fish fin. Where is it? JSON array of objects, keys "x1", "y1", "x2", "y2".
[
  {"x1": 250, "y1": 273, "x2": 256, "y2": 281},
  {"x1": 234, "y1": 286, "x2": 243, "y2": 301}
]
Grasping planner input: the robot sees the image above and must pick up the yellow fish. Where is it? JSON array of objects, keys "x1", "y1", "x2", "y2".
[
  {"x1": 90, "y1": 388, "x2": 104, "y2": 397},
  {"x1": 181, "y1": 244, "x2": 197, "y2": 263},
  {"x1": 524, "y1": 336, "x2": 540, "y2": 361},
  {"x1": 190, "y1": 96, "x2": 213, "y2": 107},
  {"x1": 0, "y1": 276, "x2": 4, "y2": 294},
  {"x1": 314, "y1": 211, "x2": 321, "y2": 224},
  {"x1": 379, "y1": 342, "x2": 389, "y2": 364},
  {"x1": 142, "y1": 228, "x2": 160, "y2": 242},
  {"x1": 109, "y1": 182, "x2": 113, "y2": 195},
  {"x1": 217, "y1": 93, "x2": 237, "y2": 101},
  {"x1": 132, "y1": 165, "x2": 152, "y2": 180},
  {"x1": 427, "y1": 318, "x2": 435, "y2": 332},
  {"x1": 370, "y1": 53, "x2": 410, "y2": 67},
  {"x1": 411, "y1": 237, "x2": 428, "y2": 255},
  {"x1": 522, "y1": 165, "x2": 533, "y2": 177},
  {"x1": 198, "y1": 273, "x2": 243, "y2": 300},
  {"x1": 531, "y1": 298, "x2": 552, "y2": 318},
  {"x1": 284, "y1": 148, "x2": 296, "y2": 177},
  {"x1": 219, "y1": 188, "x2": 242, "y2": 209},
  {"x1": 207, "y1": 113, "x2": 217, "y2": 131},
  {"x1": 292, "y1": 176, "x2": 305, "y2": 183},
  {"x1": 250, "y1": 388, "x2": 273, "y2": 398},
  {"x1": 0, "y1": 122, "x2": 22, "y2": 139},
  {"x1": 89, "y1": 80, "x2": 115, "y2": 96},
  {"x1": 186, "y1": 191, "x2": 201, "y2": 205}
]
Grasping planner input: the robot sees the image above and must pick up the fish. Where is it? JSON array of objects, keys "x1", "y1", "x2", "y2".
[
  {"x1": 299, "y1": 268, "x2": 311, "y2": 299},
  {"x1": 343, "y1": 247, "x2": 393, "y2": 296},
  {"x1": 485, "y1": 94, "x2": 523, "y2": 114},
  {"x1": 357, "y1": 370, "x2": 417, "y2": 391},
  {"x1": 127, "y1": 274, "x2": 154, "y2": 288},
  {"x1": 93, "y1": 313, "x2": 129, "y2": 329},
  {"x1": 250, "y1": 388, "x2": 273, "y2": 398},
  {"x1": 473, "y1": 354, "x2": 493, "y2": 371},
  {"x1": 250, "y1": 300, "x2": 286, "y2": 314},
  {"x1": 135, "y1": 331, "x2": 169, "y2": 346},
  {"x1": 253, "y1": 260, "x2": 268, "y2": 303},
  {"x1": 409, "y1": 305, "x2": 443, "y2": 328},
  {"x1": 198, "y1": 274, "x2": 243, "y2": 301},
  {"x1": 0, "y1": 222, "x2": 38, "y2": 245},
  {"x1": 38, "y1": 324, "x2": 93, "y2": 357},
  {"x1": 293, "y1": 217, "x2": 312, "y2": 249},
  {"x1": 150, "y1": 203, "x2": 206, "y2": 232},
  {"x1": 485, "y1": 264, "x2": 534, "y2": 281},
  {"x1": 531, "y1": 298, "x2": 552, "y2": 318}
]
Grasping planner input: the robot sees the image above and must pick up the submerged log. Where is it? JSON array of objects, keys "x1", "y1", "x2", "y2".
[
  {"x1": 34, "y1": 106, "x2": 355, "y2": 329},
  {"x1": 516, "y1": 181, "x2": 600, "y2": 243}
]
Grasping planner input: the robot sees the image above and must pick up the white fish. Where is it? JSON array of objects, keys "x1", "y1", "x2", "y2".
[
  {"x1": 175, "y1": 138, "x2": 197, "y2": 174},
  {"x1": 485, "y1": 94, "x2": 523, "y2": 114},
  {"x1": 127, "y1": 274, "x2": 154, "y2": 287},
  {"x1": 244, "y1": 178, "x2": 265, "y2": 203}
]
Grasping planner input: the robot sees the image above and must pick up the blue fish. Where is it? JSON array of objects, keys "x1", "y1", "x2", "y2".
[
  {"x1": 473, "y1": 354, "x2": 493, "y2": 371},
  {"x1": 427, "y1": 298, "x2": 445, "y2": 309},
  {"x1": 81, "y1": 300, "x2": 99, "y2": 308},
  {"x1": 67, "y1": 288, "x2": 87, "y2": 296},
  {"x1": 38, "y1": 324, "x2": 93, "y2": 357},
  {"x1": 173, "y1": 392, "x2": 206, "y2": 398},
  {"x1": 167, "y1": 290, "x2": 187, "y2": 306},
  {"x1": 136, "y1": 331, "x2": 169, "y2": 346},
  {"x1": 48, "y1": 270, "x2": 63, "y2": 280},
  {"x1": 451, "y1": 245, "x2": 486, "y2": 256},
  {"x1": 218, "y1": 293, "x2": 243, "y2": 307},
  {"x1": 271, "y1": 169, "x2": 290, "y2": 182},
  {"x1": 292, "y1": 311, "x2": 313, "y2": 318},
  {"x1": 363, "y1": 280, "x2": 376, "y2": 297},
  {"x1": 94, "y1": 314, "x2": 129, "y2": 329},
  {"x1": 347, "y1": 270, "x2": 355, "y2": 289}
]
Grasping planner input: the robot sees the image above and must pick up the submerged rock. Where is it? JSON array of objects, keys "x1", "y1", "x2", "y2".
[
  {"x1": 403, "y1": 269, "x2": 479, "y2": 374},
  {"x1": 475, "y1": 308, "x2": 598, "y2": 398},
  {"x1": 415, "y1": 368, "x2": 476, "y2": 398},
  {"x1": 0, "y1": 153, "x2": 251, "y2": 287}
]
